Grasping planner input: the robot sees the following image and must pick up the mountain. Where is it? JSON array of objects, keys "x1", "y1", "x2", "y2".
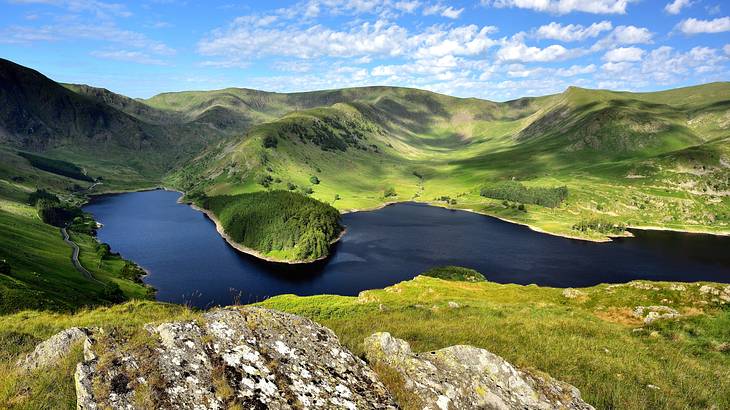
[
  {"x1": 0, "y1": 59, "x2": 152, "y2": 151},
  {"x1": 0, "y1": 57, "x2": 728, "y2": 267}
]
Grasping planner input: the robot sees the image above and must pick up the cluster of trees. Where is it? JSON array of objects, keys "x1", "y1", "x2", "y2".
[
  {"x1": 203, "y1": 190, "x2": 343, "y2": 261},
  {"x1": 28, "y1": 189, "x2": 83, "y2": 227},
  {"x1": 437, "y1": 195, "x2": 457, "y2": 205},
  {"x1": 384, "y1": 187, "x2": 397, "y2": 198},
  {"x1": 119, "y1": 261, "x2": 146, "y2": 283},
  {"x1": 572, "y1": 218, "x2": 627, "y2": 235},
  {"x1": 18, "y1": 151, "x2": 94, "y2": 182},
  {"x1": 422, "y1": 266, "x2": 486, "y2": 282},
  {"x1": 480, "y1": 181, "x2": 568, "y2": 208}
]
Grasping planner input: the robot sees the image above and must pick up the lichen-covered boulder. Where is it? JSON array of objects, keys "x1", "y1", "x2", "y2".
[
  {"x1": 17, "y1": 327, "x2": 89, "y2": 372},
  {"x1": 75, "y1": 307, "x2": 396, "y2": 409},
  {"x1": 364, "y1": 332, "x2": 594, "y2": 410}
]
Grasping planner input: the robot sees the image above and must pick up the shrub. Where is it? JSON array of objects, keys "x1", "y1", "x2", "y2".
[
  {"x1": 287, "y1": 182, "x2": 297, "y2": 191},
  {"x1": 480, "y1": 181, "x2": 568, "y2": 208},
  {"x1": 310, "y1": 176, "x2": 320, "y2": 185},
  {"x1": 262, "y1": 135, "x2": 278, "y2": 149},
  {"x1": 573, "y1": 218, "x2": 627, "y2": 235},
  {"x1": 96, "y1": 243, "x2": 112, "y2": 259},
  {"x1": 0, "y1": 260, "x2": 10, "y2": 275},
  {"x1": 384, "y1": 187, "x2": 397, "y2": 198},
  {"x1": 257, "y1": 175, "x2": 274, "y2": 188},
  {"x1": 422, "y1": 266, "x2": 486, "y2": 282}
]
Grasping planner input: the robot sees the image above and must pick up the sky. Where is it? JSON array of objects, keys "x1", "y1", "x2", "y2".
[{"x1": 1, "y1": 0, "x2": 729, "y2": 101}]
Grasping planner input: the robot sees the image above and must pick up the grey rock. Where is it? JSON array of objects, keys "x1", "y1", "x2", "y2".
[
  {"x1": 562, "y1": 288, "x2": 585, "y2": 299},
  {"x1": 75, "y1": 307, "x2": 396, "y2": 409},
  {"x1": 364, "y1": 332, "x2": 594, "y2": 410},
  {"x1": 17, "y1": 327, "x2": 89, "y2": 372},
  {"x1": 632, "y1": 306, "x2": 680, "y2": 324}
]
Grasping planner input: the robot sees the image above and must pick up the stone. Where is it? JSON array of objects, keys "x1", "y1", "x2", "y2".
[
  {"x1": 562, "y1": 288, "x2": 586, "y2": 299},
  {"x1": 17, "y1": 327, "x2": 89, "y2": 372},
  {"x1": 633, "y1": 306, "x2": 680, "y2": 324},
  {"x1": 364, "y1": 332, "x2": 594, "y2": 410},
  {"x1": 447, "y1": 301, "x2": 460, "y2": 308},
  {"x1": 75, "y1": 307, "x2": 396, "y2": 409}
]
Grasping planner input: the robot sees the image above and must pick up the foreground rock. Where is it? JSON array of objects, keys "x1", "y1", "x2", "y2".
[
  {"x1": 364, "y1": 332, "x2": 594, "y2": 410},
  {"x1": 76, "y1": 307, "x2": 396, "y2": 409},
  {"x1": 17, "y1": 327, "x2": 89, "y2": 372}
]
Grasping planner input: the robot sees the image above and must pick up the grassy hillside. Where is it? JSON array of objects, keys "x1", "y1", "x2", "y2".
[
  {"x1": 1, "y1": 270, "x2": 728, "y2": 409},
  {"x1": 167, "y1": 82, "x2": 730, "y2": 243}
]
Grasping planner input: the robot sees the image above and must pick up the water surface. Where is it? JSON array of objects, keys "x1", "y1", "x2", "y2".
[{"x1": 84, "y1": 189, "x2": 730, "y2": 308}]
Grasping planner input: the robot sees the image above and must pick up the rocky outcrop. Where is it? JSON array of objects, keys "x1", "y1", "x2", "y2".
[
  {"x1": 632, "y1": 306, "x2": 680, "y2": 324},
  {"x1": 16, "y1": 327, "x2": 89, "y2": 372},
  {"x1": 74, "y1": 307, "x2": 396, "y2": 409},
  {"x1": 364, "y1": 332, "x2": 594, "y2": 410}
]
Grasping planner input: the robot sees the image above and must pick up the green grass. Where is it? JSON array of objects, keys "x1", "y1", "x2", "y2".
[
  {"x1": 164, "y1": 83, "x2": 729, "y2": 242},
  {"x1": 0, "y1": 272, "x2": 727, "y2": 409},
  {"x1": 258, "y1": 274, "x2": 730, "y2": 410},
  {"x1": 16, "y1": 152, "x2": 93, "y2": 182}
]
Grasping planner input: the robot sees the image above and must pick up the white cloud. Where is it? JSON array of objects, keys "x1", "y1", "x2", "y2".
[
  {"x1": 536, "y1": 21, "x2": 612, "y2": 41},
  {"x1": 592, "y1": 25, "x2": 652, "y2": 50},
  {"x1": 423, "y1": 4, "x2": 464, "y2": 19},
  {"x1": 603, "y1": 46, "x2": 644, "y2": 62},
  {"x1": 555, "y1": 64, "x2": 596, "y2": 76},
  {"x1": 394, "y1": 0, "x2": 420, "y2": 13},
  {"x1": 677, "y1": 17, "x2": 730, "y2": 34},
  {"x1": 200, "y1": 19, "x2": 497, "y2": 63},
  {"x1": 497, "y1": 39, "x2": 580, "y2": 62},
  {"x1": 90, "y1": 50, "x2": 167, "y2": 65},
  {"x1": 483, "y1": 0, "x2": 633, "y2": 15},
  {"x1": 440, "y1": 6, "x2": 464, "y2": 18},
  {"x1": 9, "y1": 0, "x2": 131, "y2": 18},
  {"x1": 664, "y1": 0, "x2": 692, "y2": 15},
  {"x1": 412, "y1": 25, "x2": 498, "y2": 58},
  {"x1": 0, "y1": 22, "x2": 175, "y2": 57},
  {"x1": 724, "y1": 44, "x2": 730, "y2": 55}
]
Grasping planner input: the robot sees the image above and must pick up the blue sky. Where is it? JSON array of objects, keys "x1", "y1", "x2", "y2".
[{"x1": 1, "y1": 0, "x2": 729, "y2": 100}]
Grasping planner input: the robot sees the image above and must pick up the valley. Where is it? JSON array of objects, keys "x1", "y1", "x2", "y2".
[{"x1": 0, "y1": 57, "x2": 728, "y2": 409}]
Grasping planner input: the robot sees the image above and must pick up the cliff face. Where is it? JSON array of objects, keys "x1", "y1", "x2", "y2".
[{"x1": 18, "y1": 306, "x2": 593, "y2": 409}]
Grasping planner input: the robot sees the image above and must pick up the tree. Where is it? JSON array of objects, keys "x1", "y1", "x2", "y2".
[
  {"x1": 383, "y1": 187, "x2": 397, "y2": 198},
  {"x1": 0, "y1": 260, "x2": 10, "y2": 275},
  {"x1": 310, "y1": 176, "x2": 320, "y2": 185}
]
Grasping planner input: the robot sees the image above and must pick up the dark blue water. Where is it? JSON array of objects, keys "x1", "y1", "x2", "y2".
[{"x1": 84, "y1": 189, "x2": 730, "y2": 308}]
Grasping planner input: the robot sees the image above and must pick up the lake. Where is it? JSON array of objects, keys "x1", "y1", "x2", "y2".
[{"x1": 84, "y1": 189, "x2": 730, "y2": 308}]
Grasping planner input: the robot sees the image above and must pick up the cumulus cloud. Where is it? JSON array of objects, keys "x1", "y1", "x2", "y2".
[
  {"x1": 536, "y1": 21, "x2": 612, "y2": 41},
  {"x1": 423, "y1": 4, "x2": 464, "y2": 19},
  {"x1": 199, "y1": 19, "x2": 497, "y2": 63},
  {"x1": 602, "y1": 46, "x2": 644, "y2": 62},
  {"x1": 497, "y1": 38, "x2": 581, "y2": 62},
  {"x1": 483, "y1": 0, "x2": 633, "y2": 15},
  {"x1": 677, "y1": 17, "x2": 730, "y2": 34},
  {"x1": 592, "y1": 25, "x2": 652, "y2": 50},
  {"x1": 664, "y1": 0, "x2": 692, "y2": 15}
]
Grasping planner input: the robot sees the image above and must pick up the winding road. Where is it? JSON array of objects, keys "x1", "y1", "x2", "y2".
[{"x1": 61, "y1": 227, "x2": 105, "y2": 285}]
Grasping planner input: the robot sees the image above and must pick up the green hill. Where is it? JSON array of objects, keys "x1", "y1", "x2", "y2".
[{"x1": 0, "y1": 58, "x2": 728, "y2": 308}]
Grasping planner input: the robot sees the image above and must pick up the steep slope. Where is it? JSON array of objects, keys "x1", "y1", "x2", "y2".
[{"x1": 0, "y1": 59, "x2": 151, "y2": 151}]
